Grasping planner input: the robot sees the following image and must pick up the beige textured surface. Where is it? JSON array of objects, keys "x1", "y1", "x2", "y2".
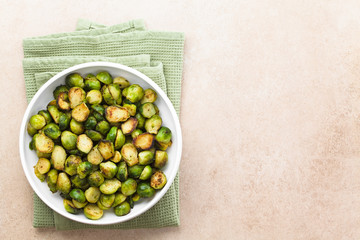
[{"x1": 1, "y1": 0, "x2": 360, "y2": 239}]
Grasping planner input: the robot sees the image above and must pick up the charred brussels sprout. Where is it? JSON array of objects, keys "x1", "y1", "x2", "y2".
[
  {"x1": 43, "y1": 123, "x2": 61, "y2": 140},
  {"x1": 124, "y1": 84, "x2": 144, "y2": 103},
  {"x1": 35, "y1": 158, "x2": 51, "y2": 174},
  {"x1": 139, "y1": 103, "x2": 157, "y2": 119},
  {"x1": 133, "y1": 133, "x2": 154, "y2": 150},
  {"x1": 155, "y1": 127, "x2": 172, "y2": 144},
  {"x1": 105, "y1": 106, "x2": 129, "y2": 123},
  {"x1": 53, "y1": 85, "x2": 69, "y2": 99},
  {"x1": 84, "y1": 204, "x2": 103, "y2": 220},
  {"x1": 138, "y1": 151, "x2": 154, "y2": 165},
  {"x1": 154, "y1": 151, "x2": 168, "y2": 169},
  {"x1": 30, "y1": 114, "x2": 46, "y2": 130},
  {"x1": 63, "y1": 199, "x2": 78, "y2": 214},
  {"x1": 57, "y1": 172, "x2": 71, "y2": 194},
  {"x1": 70, "y1": 189, "x2": 86, "y2": 203},
  {"x1": 140, "y1": 89, "x2": 157, "y2": 104},
  {"x1": 114, "y1": 201, "x2": 130, "y2": 216},
  {"x1": 34, "y1": 133, "x2": 54, "y2": 154},
  {"x1": 113, "y1": 76, "x2": 130, "y2": 88},
  {"x1": 96, "y1": 71, "x2": 113, "y2": 85},
  {"x1": 96, "y1": 120, "x2": 110, "y2": 135},
  {"x1": 99, "y1": 178, "x2": 121, "y2": 194},
  {"x1": 88, "y1": 171, "x2": 104, "y2": 187},
  {"x1": 111, "y1": 151, "x2": 122, "y2": 163},
  {"x1": 68, "y1": 87, "x2": 86, "y2": 109},
  {"x1": 100, "y1": 161, "x2": 118, "y2": 179},
  {"x1": 145, "y1": 115, "x2": 162, "y2": 134},
  {"x1": 72, "y1": 103, "x2": 90, "y2": 122},
  {"x1": 98, "y1": 140, "x2": 114, "y2": 160},
  {"x1": 38, "y1": 110, "x2": 53, "y2": 124},
  {"x1": 85, "y1": 187, "x2": 101, "y2": 203},
  {"x1": 77, "y1": 134, "x2": 93, "y2": 154},
  {"x1": 86, "y1": 90, "x2": 102, "y2": 105},
  {"x1": 51, "y1": 145, "x2": 67, "y2": 171},
  {"x1": 121, "y1": 178, "x2": 137, "y2": 196},
  {"x1": 47, "y1": 105, "x2": 61, "y2": 124},
  {"x1": 64, "y1": 155, "x2": 82, "y2": 176},
  {"x1": 121, "y1": 143, "x2": 138, "y2": 166},
  {"x1": 150, "y1": 171, "x2": 167, "y2": 190},
  {"x1": 137, "y1": 182, "x2": 155, "y2": 198},
  {"x1": 70, "y1": 119, "x2": 85, "y2": 135},
  {"x1": 61, "y1": 131, "x2": 77, "y2": 150},
  {"x1": 121, "y1": 117, "x2": 138, "y2": 135},
  {"x1": 66, "y1": 73, "x2": 84, "y2": 88},
  {"x1": 77, "y1": 161, "x2": 93, "y2": 179},
  {"x1": 116, "y1": 161, "x2": 128, "y2": 182},
  {"x1": 84, "y1": 116, "x2": 97, "y2": 130},
  {"x1": 87, "y1": 145, "x2": 104, "y2": 165},
  {"x1": 57, "y1": 92, "x2": 70, "y2": 111},
  {"x1": 131, "y1": 129, "x2": 143, "y2": 139},
  {"x1": 71, "y1": 175, "x2": 89, "y2": 190}
]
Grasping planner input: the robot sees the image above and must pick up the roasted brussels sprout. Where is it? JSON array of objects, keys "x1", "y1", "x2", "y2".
[
  {"x1": 154, "y1": 151, "x2": 168, "y2": 169},
  {"x1": 132, "y1": 193, "x2": 140, "y2": 202},
  {"x1": 85, "y1": 187, "x2": 101, "y2": 203},
  {"x1": 139, "y1": 165, "x2": 153, "y2": 180},
  {"x1": 38, "y1": 110, "x2": 53, "y2": 124},
  {"x1": 35, "y1": 158, "x2": 51, "y2": 174},
  {"x1": 106, "y1": 126, "x2": 118, "y2": 142},
  {"x1": 53, "y1": 85, "x2": 69, "y2": 99},
  {"x1": 98, "y1": 140, "x2": 114, "y2": 160},
  {"x1": 124, "y1": 84, "x2": 144, "y2": 103},
  {"x1": 96, "y1": 71, "x2": 113, "y2": 85},
  {"x1": 47, "y1": 105, "x2": 61, "y2": 123},
  {"x1": 57, "y1": 92, "x2": 70, "y2": 111},
  {"x1": 46, "y1": 169, "x2": 58, "y2": 193},
  {"x1": 66, "y1": 73, "x2": 84, "y2": 88},
  {"x1": 113, "y1": 76, "x2": 130, "y2": 88},
  {"x1": 114, "y1": 201, "x2": 130, "y2": 216},
  {"x1": 150, "y1": 171, "x2": 167, "y2": 190},
  {"x1": 51, "y1": 145, "x2": 67, "y2": 171},
  {"x1": 137, "y1": 182, "x2": 155, "y2": 198},
  {"x1": 140, "y1": 89, "x2": 157, "y2": 104},
  {"x1": 100, "y1": 193, "x2": 115, "y2": 208},
  {"x1": 70, "y1": 119, "x2": 85, "y2": 135},
  {"x1": 135, "y1": 113, "x2": 146, "y2": 129},
  {"x1": 35, "y1": 133, "x2": 54, "y2": 153},
  {"x1": 123, "y1": 103, "x2": 137, "y2": 116},
  {"x1": 114, "y1": 129, "x2": 126, "y2": 150},
  {"x1": 102, "y1": 84, "x2": 121, "y2": 105},
  {"x1": 77, "y1": 134, "x2": 93, "y2": 154},
  {"x1": 84, "y1": 77, "x2": 101, "y2": 91},
  {"x1": 111, "y1": 151, "x2": 122, "y2": 163},
  {"x1": 43, "y1": 123, "x2": 61, "y2": 140},
  {"x1": 121, "y1": 117, "x2": 138, "y2": 135},
  {"x1": 99, "y1": 178, "x2": 121, "y2": 194},
  {"x1": 121, "y1": 143, "x2": 138, "y2": 166},
  {"x1": 72, "y1": 103, "x2": 90, "y2": 122},
  {"x1": 85, "y1": 130, "x2": 103, "y2": 142},
  {"x1": 105, "y1": 106, "x2": 129, "y2": 123},
  {"x1": 100, "y1": 161, "x2": 118, "y2": 179},
  {"x1": 92, "y1": 110, "x2": 104, "y2": 122},
  {"x1": 155, "y1": 127, "x2": 172, "y2": 144},
  {"x1": 64, "y1": 155, "x2": 82, "y2": 176},
  {"x1": 72, "y1": 199, "x2": 88, "y2": 209},
  {"x1": 84, "y1": 204, "x2": 103, "y2": 220},
  {"x1": 87, "y1": 145, "x2": 104, "y2": 165},
  {"x1": 30, "y1": 114, "x2": 46, "y2": 130},
  {"x1": 71, "y1": 174, "x2": 89, "y2": 190},
  {"x1": 131, "y1": 129, "x2": 143, "y2": 139},
  {"x1": 59, "y1": 112, "x2": 71, "y2": 131},
  {"x1": 57, "y1": 172, "x2": 71, "y2": 194},
  {"x1": 128, "y1": 165, "x2": 145, "y2": 179},
  {"x1": 145, "y1": 115, "x2": 162, "y2": 134},
  {"x1": 133, "y1": 133, "x2": 154, "y2": 150},
  {"x1": 88, "y1": 171, "x2": 104, "y2": 187},
  {"x1": 27, "y1": 122, "x2": 38, "y2": 137},
  {"x1": 95, "y1": 120, "x2": 110, "y2": 135},
  {"x1": 138, "y1": 150, "x2": 154, "y2": 165},
  {"x1": 61, "y1": 131, "x2": 77, "y2": 150},
  {"x1": 112, "y1": 193, "x2": 127, "y2": 207},
  {"x1": 86, "y1": 90, "x2": 102, "y2": 104},
  {"x1": 70, "y1": 189, "x2": 86, "y2": 203},
  {"x1": 77, "y1": 161, "x2": 93, "y2": 179},
  {"x1": 121, "y1": 178, "x2": 137, "y2": 196},
  {"x1": 64, "y1": 199, "x2": 78, "y2": 214},
  {"x1": 116, "y1": 161, "x2": 128, "y2": 182},
  {"x1": 155, "y1": 140, "x2": 172, "y2": 151},
  {"x1": 68, "y1": 87, "x2": 86, "y2": 109},
  {"x1": 139, "y1": 103, "x2": 157, "y2": 119},
  {"x1": 91, "y1": 104, "x2": 105, "y2": 115},
  {"x1": 84, "y1": 116, "x2": 97, "y2": 130}
]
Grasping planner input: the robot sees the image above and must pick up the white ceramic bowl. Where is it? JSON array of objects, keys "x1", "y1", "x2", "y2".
[{"x1": 19, "y1": 62, "x2": 182, "y2": 225}]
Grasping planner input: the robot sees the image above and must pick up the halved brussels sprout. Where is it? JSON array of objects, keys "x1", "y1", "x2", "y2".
[
  {"x1": 66, "y1": 73, "x2": 84, "y2": 88},
  {"x1": 92, "y1": 111, "x2": 104, "y2": 122},
  {"x1": 123, "y1": 103, "x2": 137, "y2": 116},
  {"x1": 70, "y1": 188, "x2": 86, "y2": 203},
  {"x1": 86, "y1": 90, "x2": 102, "y2": 104},
  {"x1": 121, "y1": 178, "x2": 137, "y2": 196},
  {"x1": 59, "y1": 113, "x2": 71, "y2": 131},
  {"x1": 57, "y1": 92, "x2": 70, "y2": 111},
  {"x1": 139, "y1": 103, "x2": 156, "y2": 118},
  {"x1": 137, "y1": 182, "x2": 155, "y2": 198},
  {"x1": 34, "y1": 133, "x2": 54, "y2": 153},
  {"x1": 102, "y1": 84, "x2": 121, "y2": 105},
  {"x1": 98, "y1": 140, "x2": 114, "y2": 160},
  {"x1": 47, "y1": 169, "x2": 58, "y2": 193},
  {"x1": 72, "y1": 199, "x2": 88, "y2": 208},
  {"x1": 96, "y1": 71, "x2": 113, "y2": 85},
  {"x1": 47, "y1": 99, "x2": 57, "y2": 106},
  {"x1": 77, "y1": 134, "x2": 93, "y2": 154},
  {"x1": 30, "y1": 114, "x2": 46, "y2": 130},
  {"x1": 51, "y1": 145, "x2": 67, "y2": 170},
  {"x1": 64, "y1": 199, "x2": 78, "y2": 214},
  {"x1": 132, "y1": 193, "x2": 140, "y2": 202},
  {"x1": 71, "y1": 175, "x2": 89, "y2": 190},
  {"x1": 124, "y1": 84, "x2": 144, "y2": 103},
  {"x1": 139, "y1": 165, "x2": 153, "y2": 180},
  {"x1": 131, "y1": 129, "x2": 143, "y2": 139},
  {"x1": 91, "y1": 104, "x2": 105, "y2": 115},
  {"x1": 99, "y1": 178, "x2": 121, "y2": 194},
  {"x1": 61, "y1": 131, "x2": 77, "y2": 150},
  {"x1": 77, "y1": 161, "x2": 93, "y2": 179},
  {"x1": 113, "y1": 76, "x2": 130, "y2": 88},
  {"x1": 120, "y1": 143, "x2": 138, "y2": 166},
  {"x1": 138, "y1": 150, "x2": 154, "y2": 165},
  {"x1": 100, "y1": 193, "x2": 115, "y2": 208},
  {"x1": 84, "y1": 77, "x2": 101, "y2": 91},
  {"x1": 53, "y1": 85, "x2": 69, "y2": 99},
  {"x1": 114, "y1": 201, "x2": 131, "y2": 216},
  {"x1": 133, "y1": 133, "x2": 154, "y2": 150},
  {"x1": 47, "y1": 105, "x2": 61, "y2": 123},
  {"x1": 155, "y1": 140, "x2": 173, "y2": 151},
  {"x1": 85, "y1": 130, "x2": 103, "y2": 142},
  {"x1": 155, "y1": 127, "x2": 172, "y2": 144},
  {"x1": 43, "y1": 123, "x2": 61, "y2": 140},
  {"x1": 70, "y1": 119, "x2": 85, "y2": 135},
  {"x1": 105, "y1": 106, "x2": 129, "y2": 123},
  {"x1": 112, "y1": 193, "x2": 127, "y2": 207},
  {"x1": 88, "y1": 171, "x2": 104, "y2": 187},
  {"x1": 100, "y1": 161, "x2": 118, "y2": 179},
  {"x1": 84, "y1": 116, "x2": 97, "y2": 130},
  {"x1": 84, "y1": 204, "x2": 103, "y2": 220},
  {"x1": 110, "y1": 151, "x2": 122, "y2": 163},
  {"x1": 115, "y1": 162, "x2": 128, "y2": 182},
  {"x1": 87, "y1": 145, "x2": 104, "y2": 165},
  {"x1": 114, "y1": 129, "x2": 126, "y2": 150},
  {"x1": 36, "y1": 158, "x2": 51, "y2": 174},
  {"x1": 106, "y1": 126, "x2": 118, "y2": 142},
  {"x1": 128, "y1": 165, "x2": 145, "y2": 179},
  {"x1": 144, "y1": 115, "x2": 162, "y2": 134},
  {"x1": 34, "y1": 165, "x2": 46, "y2": 182},
  {"x1": 27, "y1": 122, "x2": 38, "y2": 136},
  {"x1": 38, "y1": 110, "x2": 53, "y2": 124},
  {"x1": 64, "y1": 155, "x2": 82, "y2": 176},
  {"x1": 140, "y1": 89, "x2": 157, "y2": 104},
  {"x1": 135, "y1": 113, "x2": 146, "y2": 129},
  {"x1": 121, "y1": 117, "x2": 138, "y2": 135},
  {"x1": 68, "y1": 87, "x2": 86, "y2": 109},
  {"x1": 95, "y1": 120, "x2": 110, "y2": 135},
  {"x1": 154, "y1": 151, "x2": 168, "y2": 169},
  {"x1": 36, "y1": 149, "x2": 51, "y2": 158},
  {"x1": 85, "y1": 186, "x2": 101, "y2": 203},
  {"x1": 57, "y1": 172, "x2": 71, "y2": 194},
  {"x1": 72, "y1": 103, "x2": 90, "y2": 122},
  {"x1": 150, "y1": 171, "x2": 167, "y2": 189}
]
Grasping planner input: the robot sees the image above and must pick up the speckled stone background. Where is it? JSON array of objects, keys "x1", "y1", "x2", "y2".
[{"x1": 1, "y1": 0, "x2": 360, "y2": 239}]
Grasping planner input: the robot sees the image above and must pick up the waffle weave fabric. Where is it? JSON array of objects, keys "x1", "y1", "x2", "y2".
[{"x1": 23, "y1": 19, "x2": 184, "y2": 230}]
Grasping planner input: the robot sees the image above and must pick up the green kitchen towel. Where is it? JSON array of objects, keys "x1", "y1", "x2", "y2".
[{"x1": 23, "y1": 19, "x2": 184, "y2": 230}]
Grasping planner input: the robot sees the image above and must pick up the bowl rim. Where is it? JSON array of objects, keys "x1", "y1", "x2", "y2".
[{"x1": 19, "y1": 61, "x2": 182, "y2": 225}]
